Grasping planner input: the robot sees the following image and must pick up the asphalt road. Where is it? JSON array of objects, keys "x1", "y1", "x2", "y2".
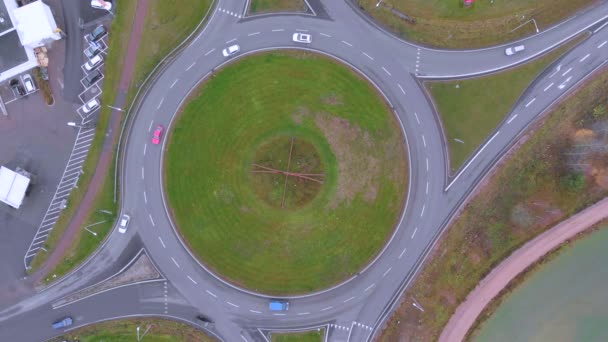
[{"x1": 1, "y1": 1, "x2": 608, "y2": 341}]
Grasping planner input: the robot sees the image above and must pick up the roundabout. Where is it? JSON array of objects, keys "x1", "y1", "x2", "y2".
[{"x1": 164, "y1": 51, "x2": 408, "y2": 294}]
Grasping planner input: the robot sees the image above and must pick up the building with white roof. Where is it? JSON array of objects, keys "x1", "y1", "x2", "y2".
[{"x1": 0, "y1": 166, "x2": 30, "y2": 209}]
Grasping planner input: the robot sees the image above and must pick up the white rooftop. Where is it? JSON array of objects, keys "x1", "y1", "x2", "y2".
[
  {"x1": 12, "y1": 0, "x2": 60, "y2": 48},
  {"x1": 0, "y1": 166, "x2": 30, "y2": 209}
]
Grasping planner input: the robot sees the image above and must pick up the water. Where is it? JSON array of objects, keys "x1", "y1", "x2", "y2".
[{"x1": 473, "y1": 225, "x2": 608, "y2": 342}]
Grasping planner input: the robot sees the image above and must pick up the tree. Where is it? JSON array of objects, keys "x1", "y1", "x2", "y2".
[{"x1": 592, "y1": 104, "x2": 606, "y2": 118}]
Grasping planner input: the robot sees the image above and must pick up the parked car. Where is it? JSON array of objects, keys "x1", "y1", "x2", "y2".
[
  {"x1": 222, "y1": 44, "x2": 240, "y2": 57},
  {"x1": 269, "y1": 300, "x2": 289, "y2": 311},
  {"x1": 292, "y1": 33, "x2": 312, "y2": 44},
  {"x1": 86, "y1": 25, "x2": 107, "y2": 42},
  {"x1": 83, "y1": 70, "x2": 102, "y2": 87},
  {"x1": 52, "y1": 317, "x2": 73, "y2": 330},
  {"x1": 9, "y1": 79, "x2": 26, "y2": 97},
  {"x1": 84, "y1": 44, "x2": 102, "y2": 58},
  {"x1": 505, "y1": 44, "x2": 525, "y2": 56},
  {"x1": 84, "y1": 55, "x2": 103, "y2": 71},
  {"x1": 81, "y1": 98, "x2": 100, "y2": 114},
  {"x1": 22, "y1": 74, "x2": 35, "y2": 93},
  {"x1": 152, "y1": 125, "x2": 164, "y2": 145},
  {"x1": 91, "y1": 0, "x2": 112, "y2": 10},
  {"x1": 118, "y1": 214, "x2": 130, "y2": 233}
]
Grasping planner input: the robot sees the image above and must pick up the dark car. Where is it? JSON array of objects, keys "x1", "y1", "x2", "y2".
[
  {"x1": 86, "y1": 25, "x2": 107, "y2": 42},
  {"x1": 84, "y1": 44, "x2": 102, "y2": 58},
  {"x1": 83, "y1": 70, "x2": 102, "y2": 87},
  {"x1": 9, "y1": 79, "x2": 26, "y2": 97}
]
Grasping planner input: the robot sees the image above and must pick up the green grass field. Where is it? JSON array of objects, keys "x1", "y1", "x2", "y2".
[
  {"x1": 427, "y1": 35, "x2": 587, "y2": 173},
  {"x1": 271, "y1": 329, "x2": 324, "y2": 342},
  {"x1": 51, "y1": 318, "x2": 214, "y2": 342},
  {"x1": 249, "y1": 0, "x2": 307, "y2": 14},
  {"x1": 356, "y1": 0, "x2": 594, "y2": 48},
  {"x1": 166, "y1": 51, "x2": 408, "y2": 294}
]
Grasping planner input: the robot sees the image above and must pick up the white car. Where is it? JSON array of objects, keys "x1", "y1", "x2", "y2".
[
  {"x1": 91, "y1": 0, "x2": 112, "y2": 10},
  {"x1": 82, "y1": 98, "x2": 100, "y2": 114},
  {"x1": 118, "y1": 214, "x2": 130, "y2": 234},
  {"x1": 84, "y1": 55, "x2": 103, "y2": 71},
  {"x1": 505, "y1": 45, "x2": 525, "y2": 56},
  {"x1": 222, "y1": 44, "x2": 240, "y2": 57},
  {"x1": 22, "y1": 74, "x2": 35, "y2": 93},
  {"x1": 292, "y1": 33, "x2": 312, "y2": 44}
]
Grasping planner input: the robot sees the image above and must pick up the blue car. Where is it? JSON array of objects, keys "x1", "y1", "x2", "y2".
[
  {"x1": 52, "y1": 317, "x2": 73, "y2": 329},
  {"x1": 269, "y1": 301, "x2": 289, "y2": 311}
]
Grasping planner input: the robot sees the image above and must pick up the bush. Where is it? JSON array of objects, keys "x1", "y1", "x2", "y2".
[
  {"x1": 560, "y1": 172, "x2": 586, "y2": 192},
  {"x1": 593, "y1": 104, "x2": 606, "y2": 118}
]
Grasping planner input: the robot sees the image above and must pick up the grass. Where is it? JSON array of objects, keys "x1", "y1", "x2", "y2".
[
  {"x1": 356, "y1": 0, "x2": 595, "y2": 48},
  {"x1": 166, "y1": 51, "x2": 408, "y2": 295},
  {"x1": 427, "y1": 34, "x2": 587, "y2": 173},
  {"x1": 249, "y1": 0, "x2": 307, "y2": 14},
  {"x1": 28, "y1": 0, "x2": 213, "y2": 283},
  {"x1": 50, "y1": 318, "x2": 214, "y2": 342},
  {"x1": 271, "y1": 329, "x2": 324, "y2": 342},
  {"x1": 379, "y1": 64, "x2": 608, "y2": 340}
]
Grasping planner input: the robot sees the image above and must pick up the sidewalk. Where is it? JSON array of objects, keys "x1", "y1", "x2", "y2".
[
  {"x1": 31, "y1": 0, "x2": 151, "y2": 284},
  {"x1": 438, "y1": 197, "x2": 608, "y2": 342}
]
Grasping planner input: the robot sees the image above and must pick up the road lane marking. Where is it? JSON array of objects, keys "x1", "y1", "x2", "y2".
[
  {"x1": 148, "y1": 120, "x2": 154, "y2": 132},
  {"x1": 445, "y1": 131, "x2": 500, "y2": 191},
  {"x1": 507, "y1": 114, "x2": 518, "y2": 124},
  {"x1": 381, "y1": 66, "x2": 391, "y2": 76},
  {"x1": 361, "y1": 52, "x2": 374, "y2": 61},
  {"x1": 241, "y1": 335, "x2": 248, "y2": 342},
  {"x1": 273, "y1": 313, "x2": 286, "y2": 316},
  {"x1": 298, "y1": 312, "x2": 310, "y2": 315},
  {"x1": 158, "y1": 236, "x2": 166, "y2": 248},
  {"x1": 420, "y1": 204, "x2": 425, "y2": 217},
  {"x1": 543, "y1": 83, "x2": 554, "y2": 92},
  {"x1": 227, "y1": 301, "x2": 239, "y2": 308},
  {"x1": 411, "y1": 227, "x2": 418, "y2": 239},
  {"x1": 426, "y1": 181, "x2": 429, "y2": 195},
  {"x1": 397, "y1": 83, "x2": 405, "y2": 94},
  {"x1": 149, "y1": 214, "x2": 155, "y2": 226},
  {"x1": 206, "y1": 290, "x2": 217, "y2": 298},
  {"x1": 562, "y1": 67, "x2": 572, "y2": 76},
  {"x1": 249, "y1": 309, "x2": 262, "y2": 314},
  {"x1": 422, "y1": 135, "x2": 426, "y2": 147},
  {"x1": 186, "y1": 62, "x2": 196, "y2": 71},
  {"x1": 580, "y1": 53, "x2": 590, "y2": 62},
  {"x1": 414, "y1": 112, "x2": 420, "y2": 125},
  {"x1": 525, "y1": 98, "x2": 536, "y2": 107},
  {"x1": 594, "y1": 21, "x2": 608, "y2": 33},
  {"x1": 321, "y1": 306, "x2": 333, "y2": 311},
  {"x1": 248, "y1": 32, "x2": 260, "y2": 36},
  {"x1": 204, "y1": 48, "x2": 215, "y2": 56},
  {"x1": 187, "y1": 275, "x2": 197, "y2": 284},
  {"x1": 272, "y1": 28, "x2": 284, "y2": 32},
  {"x1": 344, "y1": 296, "x2": 355, "y2": 303},
  {"x1": 171, "y1": 257, "x2": 180, "y2": 268},
  {"x1": 398, "y1": 247, "x2": 407, "y2": 259},
  {"x1": 341, "y1": 40, "x2": 352, "y2": 47},
  {"x1": 157, "y1": 98, "x2": 164, "y2": 109},
  {"x1": 143, "y1": 143, "x2": 147, "y2": 156},
  {"x1": 141, "y1": 167, "x2": 145, "y2": 180},
  {"x1": 225, "y1": 38, "x2": 237, "y2": 44},
  {"x1": 382, "y1": 267, "x2": 392, "y2": 278},
  {"x1": 170, "y1": 79, "x2": 179, "y2": 88},
  {"x1": 426, "y1": 158, "x2": 429, "y2": 171},
  {"x1": 598, "y1": 41, "x2": 607, "y2": 48},
  {"x1": 558, "y1": 76, "x2": 573, "y2": 89},
  {"x1": 320, "y1": 32, "x2": 331, "y2": 37},
  {"x1": 365, "y1": 283, "x2": 376, "y2": 293},
  {"x1": 143, "y1": 191, "x2": 147, "y2": 204}
]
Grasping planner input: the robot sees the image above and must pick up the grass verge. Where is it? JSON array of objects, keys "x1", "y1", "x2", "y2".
[
  {"x1": 249, "y1": 0, "x2": 307, "y2": 14},
  {"x1": 379, "y1": 65, "x2": 608, "y2": 341},
  {"x1": 356, "y1": 0, "x2": 595, "y2": 48},
  {"x1": 50, "y1": 318, "x2": 215, "y2": 342},
  {"x1": 166, "y1": 51, "x2": 408, "y2": 294},
  {"x1": 427, "y1": 33, "x2": 587, "y2": 173},
  {"x1": 271, "y1": 329, "x2": 325, "y2": 342},
  {"x1": 28, "y1": 0, "x2": 213, "y2": 283}
]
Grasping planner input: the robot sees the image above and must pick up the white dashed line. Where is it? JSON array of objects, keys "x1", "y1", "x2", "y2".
[
  {"x1": 580, "y1": 53, "x2": 590, "y2": 62},
  {"x1": 148, "y1": 120, "x2": 154, "y2": 132},
  {"x1": 273, "y1": 313, "x2": 286, "y2": 316},
  {"x1": 204, "y1": 48, "x2": 215, "y2": 56},
  {"x1": 598, "y1": 41, "x2": 607, "y2": 48},
  {"x1": 241, "y1": 335, "x2": 248, "y2": 342},
  {"x1": 249, "y1": 309, "x2": 262, "y2": 314},
  {"x1": 381, "y1": 66, "x2": 391, "y2": 76},
  {"x1": 398, "y1": 247, "x2": 407, "y2": 259},
  {"x1": 507, "y1": 114, "x2": 518, "y2": 124},
  {"x1": 525, "y1": 98, "x2": 536, "y2": 107},
  {"x1": 382, "y1": 267, "x2": 392, "y2": 277},
  {"x1": 143, "y1": 143, "x2": 147, "y2": 156},
  {"x1": 297, "y1": 312, "x2": 310, "y2": 316},
  {"x1": 226, "y1": 38, "x2": 237, "y2": 44},
  {"x1": 426, "y1": 181, "x2": 429, "y2": 195},
  {"x1": 562, "y1": 67, "x2": 572, "y2": 76},
  {"x1": 420, "y1": 204, "x2": 425, "y2": 217},
  {"x1": 186, "y1": 62, "x2": 196, "y2": 71},
  {"x1": 206, "y1": 290, "x2": 217, "y2": 298},
  {"x1": 158, "y1": 236, "x2": 166, "y2": 248},
  {"x1": 149, "y1": 214, "x2": 155, "y2": 226},
  {"x1": 544, "y1": 83, "x2": 554, "y2": 92},
  {"x1": 414, "y1": 112, "x2": 420, "y2": 125},
  {"x1": 141, "y1": 167, "x2": 145, "y2": 179},
  {"x1": 422, "y1": 135, "x2": 426, "y2": 147},
  {"x1": 296, "y1": 28, "x2": 308, "y2": 32},
  {"x1": 227, "y1": 301, "x2": 239, "y2": 308},
  {"x1": 344, "y1": 296, "x2": 355, "y2": 303},
  {"x1": 248, "y1": 32, "x2": 260, "y2": 36},
  {"x1": 170, "y1": 79, "x2": 179, "y2": 88},
  {"x1": 397, "y1": 83, "x2": 405, "y2": 94},
  {"x1": 171, "y1": 257, "x2": 180, "y2": 268},
  {"x1": 411, "y1": 227, "x2": 418, "y2": 239},
  {"x1": 157, "y1": 98, "x2": 164, "y2": 109},
  {"x1": 272, "y1": 28, "x2": 284, "y2": 32},
  {"x1": 364, "y1": 283, "x2": 376, "y2": 292},
  {"x1": 321, "y1": 306, "x2": 333, "y2": 311},
  {"x1": 362, "y1": 52, "x2": 374, "y2": 60},
  {"x1": 187, "y1": 275, "x2": 198, "y2": 284},
  {"x1": 426, "y1": 158, "x2": 429, "y2": 171},
  {"x1": 143, "y1": 191, "x2": 147, "y2": 204},
  {"x1": 320, "y1": 32, "x2": 331, "y2": 37},
  {"x1": 341, "y1": 40, "x2": 352, "y2": 47}
]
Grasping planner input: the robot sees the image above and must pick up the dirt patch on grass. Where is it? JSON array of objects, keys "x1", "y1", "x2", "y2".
[{"x1": 321, "y1": 93, "x2": 343, "y2": 106}]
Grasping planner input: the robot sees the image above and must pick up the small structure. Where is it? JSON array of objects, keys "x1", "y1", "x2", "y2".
[
  {"x1": 0, "y1": 165, "x2": 31, "y2": 209},
  {"x1": 12, "y1": 0, "x2": 61, "y2": 48}
]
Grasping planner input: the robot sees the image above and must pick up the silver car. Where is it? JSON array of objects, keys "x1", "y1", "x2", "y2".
[
  {"x1": 222, "y1": 44, "x2": 240, "y2": 57},
  {"x1": 118, "y1": 214, "x2": 130, "y2": 234},
  {"x1": 505, "y1": 45, "x2": 525, "y2": 56}
]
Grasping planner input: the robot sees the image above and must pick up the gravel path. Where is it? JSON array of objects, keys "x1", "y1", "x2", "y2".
[{"x1": 439, "y1": 197, "x2": 608, "y2": 342}]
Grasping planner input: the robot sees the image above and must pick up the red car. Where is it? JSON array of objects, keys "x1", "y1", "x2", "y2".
[{"x1": 152, "y1": 125, "x2": 164, "y2": 145}]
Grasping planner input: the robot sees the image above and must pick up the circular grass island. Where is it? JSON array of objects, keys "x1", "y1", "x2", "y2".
[{"x1": 165, "y1": 51, "x2": 408, "y2": 294}]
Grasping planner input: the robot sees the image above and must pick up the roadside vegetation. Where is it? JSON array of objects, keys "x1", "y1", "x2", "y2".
[
  {"x1": 271, "y1": 329, "x2": 324, "y2": 342},
  {"x1": 166, "y1": 51, "x2": 407, "y2": 294},
  {"x1": 427, "y1": 34, "x2": 587, "y2": 173},
  {"x1": 29, "y1": 0, "x2": 213, "y2": 283},
  {"x1": 50, "y1": 318, "x2": 214, "y2": 342},
  {"x1": 356, "y1": 0, "x2": 594, "y2": 48},
  {"x1": 249, "y1": 0, "x2": 307, "y2": 14},
  {"x1": 379, "y1": 66, "x2": 608, "y2": 341}
]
